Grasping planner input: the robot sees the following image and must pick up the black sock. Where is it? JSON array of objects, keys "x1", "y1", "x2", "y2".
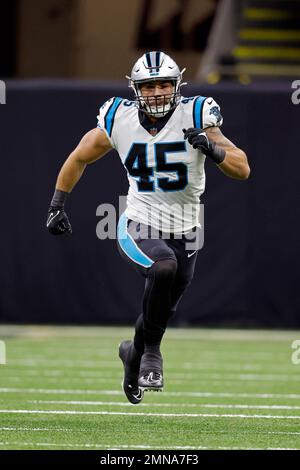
[{"x1": 144, "y1": 343, "x2": 161, "y2": 355}]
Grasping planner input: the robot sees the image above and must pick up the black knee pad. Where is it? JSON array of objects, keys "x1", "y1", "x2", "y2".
[{"x1": 149, "y1": 258, "x2": 178, "y2": 281}]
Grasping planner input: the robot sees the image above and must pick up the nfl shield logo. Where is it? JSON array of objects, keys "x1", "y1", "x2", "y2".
[{"x1": 150, "y1": 127, "x2": 158, "y2": 136}]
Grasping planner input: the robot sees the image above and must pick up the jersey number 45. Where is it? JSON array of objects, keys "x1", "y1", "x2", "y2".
[{"x1": 125, "y1": 142, "x2": 188, "y2": 192}]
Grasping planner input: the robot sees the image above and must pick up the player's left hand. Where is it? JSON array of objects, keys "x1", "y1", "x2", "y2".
[
  {"x1": 183, "y1": 128, "x2": 213, "y2": 153},
  {"x1": 182, "y1": 127, "x2": 225, "y2": 164}
]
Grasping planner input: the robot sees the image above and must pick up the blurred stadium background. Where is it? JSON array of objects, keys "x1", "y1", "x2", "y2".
[
  {"x1": 0, "y1": 0, "x2": 299, "y2": 327},
  {"x1": 1, "y1": 0, "x2": 300, "y2": 452}
]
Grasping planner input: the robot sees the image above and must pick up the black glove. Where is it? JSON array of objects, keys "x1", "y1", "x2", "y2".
[
  {"x1": 46, "y1": 206, "x2": 72, "y2": 235},
  {"x1": 183, "y1": 128, "x2": 225, "y2": 164}
]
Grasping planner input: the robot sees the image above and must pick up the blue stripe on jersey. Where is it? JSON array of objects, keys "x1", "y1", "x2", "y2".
[
  {"x1": 193, "y1": 96, "x2": 206, "y2": 129},
  {"x1": 105, "y1": 97, "x2": 122, "y2": 136},
  {"x1": 117, "y1": 213, "x2": 154, "y2": 268}
]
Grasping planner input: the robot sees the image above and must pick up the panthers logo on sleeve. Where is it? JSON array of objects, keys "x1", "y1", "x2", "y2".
[
  {"x1": 202, "y1": 97, "x2": 223, "y2": 128},
  {"x1": 209, "y1": 106, "x2": 222, "y2": 124},
  {"x1": 191, "y1": 96, "x2": 223, "y2": 130}
]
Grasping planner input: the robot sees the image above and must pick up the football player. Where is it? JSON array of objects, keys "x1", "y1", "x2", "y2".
[{"x1": 47, "y1": 51, "x2": 250, "y2": 404}]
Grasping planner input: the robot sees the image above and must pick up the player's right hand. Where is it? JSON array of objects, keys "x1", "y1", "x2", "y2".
[{"x1": 46, "y1": 207, "x2": 72, "y2": 235}]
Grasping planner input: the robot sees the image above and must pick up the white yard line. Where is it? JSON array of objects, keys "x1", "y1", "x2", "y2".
[
  {"x1": 0, "y1": 370, "x2": 113, "y2": 377},
  {"x1": 4, "y1": 378, "x2": 300, "y2": 388},
  {"x1": 2, "y1": 377, "x2": 117, "y2": 384},
  {"x1": 2, "y1": 387, "x2": 300, "y2": 399},
  {"x1": 27, "y1": 400, "x2": 300, "y2": 410},
  {"x1": 1, "y1": 409, "x2": 300, "y2": 419},
  {"x1": 0, "y1": 441, "x2": 298, "y2": 450},
  {"x1": 6, "y1": 353, "x2": 287, "y2": 367},
  {"x1": 6, "y1": 360, "x2": 118, "y2": 367},
  {"x1": 1, "y1": 427, "x2": 300, "y2": 437},
  {"x1": 0, "y1": 427, "x2": 79, "y2": 432},
  {"x1": 4, "y1": 362, "x2": 297, "y2": 372}
]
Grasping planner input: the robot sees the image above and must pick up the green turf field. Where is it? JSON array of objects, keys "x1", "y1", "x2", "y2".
[{"x1": 0, "y1": 325, "x2": 300, "y2": 450}]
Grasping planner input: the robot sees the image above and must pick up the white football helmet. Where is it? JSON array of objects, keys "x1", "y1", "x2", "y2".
[{"x1": 127, "y1": 51, "x2": 186, "y2": 118}]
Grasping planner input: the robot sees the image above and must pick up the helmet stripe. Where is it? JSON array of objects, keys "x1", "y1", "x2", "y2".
[
  {"x1": 145, "y1": 52, "x2": 152, "y2": 68},
  {"x1": 155, "y1": 51, "x2": 160, "y2": 67},
  {"x1": 150, "y1": 51, "x2": 155, "y2": 67},
  {"x1": 145, "y1": 51, "x2": 161, "y2": 72},
  {"x1": 155, "y1": 51, "x2": 160, "y2": 72}
]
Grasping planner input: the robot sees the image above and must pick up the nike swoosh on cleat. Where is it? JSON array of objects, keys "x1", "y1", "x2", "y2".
[{"x1": 132, "y1": 388, "x2": 143, "y2": 400}]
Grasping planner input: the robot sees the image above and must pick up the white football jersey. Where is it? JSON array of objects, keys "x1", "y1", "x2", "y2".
[{"x1": 97, "y1": 96, "x2": 223, "y2": 233}]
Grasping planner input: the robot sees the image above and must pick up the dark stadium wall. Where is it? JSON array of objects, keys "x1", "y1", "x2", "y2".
[{"x1": 0, "y1": 80, "x2": 299, "y2": 327}]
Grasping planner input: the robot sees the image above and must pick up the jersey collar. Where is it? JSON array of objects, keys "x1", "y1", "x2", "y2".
[{"x1": 138, "y1": 108, "x2": 176, "y2": 136}]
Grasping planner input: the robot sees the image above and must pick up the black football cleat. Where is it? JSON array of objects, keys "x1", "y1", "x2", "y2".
[
  {"x1": 118, "y1": 340, "x2": 144, "y2": 405},
  {"x1": 138, "y1": 351, "x2": 164, "y2": 391}
]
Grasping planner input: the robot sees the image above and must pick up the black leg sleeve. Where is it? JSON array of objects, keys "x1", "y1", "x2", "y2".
[{"x1": 142, "y1": 259, "x2": 177, "y2": 347}]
